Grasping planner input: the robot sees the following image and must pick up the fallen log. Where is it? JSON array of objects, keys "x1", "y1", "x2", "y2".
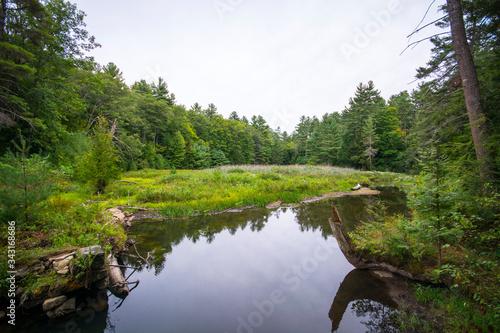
[{"x1": 107, "y1": 255, "x2": 130, "y2": 298}]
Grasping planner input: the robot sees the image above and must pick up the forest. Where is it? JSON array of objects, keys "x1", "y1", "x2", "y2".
[
  {"x1": 0, "y1": 1, "x2": 498, "y2": 177},
  {"x1": 0, "y1": 0, "x2": 499, "y2": 331}
]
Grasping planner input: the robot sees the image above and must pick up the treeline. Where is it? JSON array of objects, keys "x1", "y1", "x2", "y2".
[{"x1": 1, "y1": 0, "x2": 499, "y2": 182}]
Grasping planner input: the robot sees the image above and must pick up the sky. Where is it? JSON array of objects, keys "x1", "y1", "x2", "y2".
[{"x1": 70, "y1": 0, "x2": 446, "y2": 133}]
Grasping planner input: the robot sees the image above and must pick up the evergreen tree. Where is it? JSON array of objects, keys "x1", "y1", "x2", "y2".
[
  {"x1": 0, "y1": 135, "x2": 54, "y2": 223},
  {"x1": 168, "y1": 131, "x2": 185, "y2": 168},
  {"x1": 76, "y1": 116, "x2": 120, "y2": 193},
  {"x1": 211, "y1": 149, "x2": 230, "y2": 167},
  {"x1": 376, "y1": 107, "x2": 405, "y2": 171},
  {"x1": 340, "y1": 81, "x2": 386, "y2": 168},
  {"x1": 362, "y1": 117, "x2": 378, "y2": 171}
]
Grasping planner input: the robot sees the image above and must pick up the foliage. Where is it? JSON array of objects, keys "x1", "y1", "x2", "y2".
[
  {"x1": 76, "y1": 116, "x2": 120, "y2": 193},
  {"x1": 396, "y1": 284, "x2": 500, "y2": 332},
  {"x1": 0, "y1": 136, "x2": 55, "y2": 223}
]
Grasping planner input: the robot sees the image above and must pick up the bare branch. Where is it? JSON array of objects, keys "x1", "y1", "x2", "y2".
[
  {"x1": 400, "y1": 32, "x2": 450, "y2": 56},
  {"x1": 408, "y1": 0, "x2": 438, "y2": 43},
  {"x1": 407, "y1": 15, "x2": 448, "y2": 39}
]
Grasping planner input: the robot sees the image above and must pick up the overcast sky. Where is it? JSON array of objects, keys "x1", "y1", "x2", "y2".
[{"x1": 71, "y1": 0, "x2": 446, "y2": 133}]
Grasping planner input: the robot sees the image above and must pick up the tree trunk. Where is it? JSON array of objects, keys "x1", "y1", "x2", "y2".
[
  {"x1": 446, "y1": 0, "x2": 496, "y2": 181},
  {"x1": 0, "y1": 0, "x2": 6, "y2": 57}
]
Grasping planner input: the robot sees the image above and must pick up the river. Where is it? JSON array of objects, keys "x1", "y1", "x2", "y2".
[{"x1": 15, "y1": 186, "x2": 408, "y2": 333}]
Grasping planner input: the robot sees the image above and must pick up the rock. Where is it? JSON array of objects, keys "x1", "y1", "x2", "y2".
[
  {"x1": 266, "y1": 201, "x2": 282, "y2": 209},
  {"x1": 22, "y1": 299, "x2": 43, "y2": 311},
  {"x1": 78, "y1": 245, "x2": 104, "y2": 258},
  {"x1": 15, "y1": 287, "x2": 24, "y2": 298},
  {"x1": 373, "y1": 270, "x2": 394, "y2": 278},
  {"x1": 69, "y1": 245, "x2": 107, "y2": 288},
  {"x1": 107, "y1": 207, "x2": 125, "y2": 224},
  {"x1": 56, "y1": 268, "x2": 69, "y2": 275},
  {"x1": 53, "y1": 257, "x2": 73, "y2": 271},
  {"x1": 58, "y1": 258, "x2": 72, "y2": 269},
  {"x1": 46, "y1": 298, "x2": 76, "y2": 319},
  {"x1": 43, "y1": 295, "x2": 67, "y2": 312}
]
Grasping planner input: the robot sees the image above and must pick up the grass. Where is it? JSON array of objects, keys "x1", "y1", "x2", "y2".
[{"x1": 396, "y1": 284, "x2": 499, "y2": 332}]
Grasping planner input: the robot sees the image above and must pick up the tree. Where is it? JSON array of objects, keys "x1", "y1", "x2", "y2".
[
  {"x1": 211, "y1": 148, "x2": 230, "y2": 167},
  {"x1": 229, "y1": 111, "x2": 240, "y2": 121},
  {"x1": 362, "y1": 117, "x2": 378, "y2": 171},
  {"x1": 446, "y1": 0, "x2": 496, "y2": 182},
  {"x1": 0, "y1": 0, "x2": 49, "y2": 128},
  {"x1": 376, "y1": 107, "x2": 405, "y2": 171},
  {"x1": 192, "y1": 141, "x2": 211, "y2": 169},
  {"x1": 168, "y1": 131, "x2": 185, "y2": 168},
  {"x1": 340, "y1": 81, "x2": 386, "y2": 168},
  {"x1": 77, "y1": 116, "x2": 120, "y2": 193},
  {"x1": 151, "y1": 77, "x2": 175, "y2": 106},
  {"x1": 0, "y1": 135, "x2": 54, "y2": 223},
  {"x1": 410, "y1": 143, "x2": 458, "y2": 269}
]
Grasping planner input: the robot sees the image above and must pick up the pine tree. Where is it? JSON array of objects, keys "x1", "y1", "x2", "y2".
[
  {"x1": 0, "y1": 135, "x2": 54, "y2": 223},
  {"x1": 362, "y1": 117, "x2": 378, "y2": 171},
  {"x1": 77, "y1": 116, "x2": 120, "y2": 193},
  {"x1": 168, "y1": 131, "x2": 186, "y2": 168},
  {"x1": 376, "y1": 107, "x2": 405, "y2": 171},
  {"x1": 340, "y1": 81, "x2": 386, "y2": 168}
]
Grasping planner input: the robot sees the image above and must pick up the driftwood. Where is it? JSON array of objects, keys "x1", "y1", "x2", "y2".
[
  {"x1": 107, "y1": 255, "x2": 130, "y2": 298},
  {"x1": 117, "y1": 180, "x2": 139, "y2": 185},
  {"x1": 109, "y1": 264, "x2": 140, "y2": 270},
  {"x1": 117, "y1": 206, "x2": 149, "y2": 211},
  {"x1": 330, "y1": 202, "x2": 427, "y2": 282}
]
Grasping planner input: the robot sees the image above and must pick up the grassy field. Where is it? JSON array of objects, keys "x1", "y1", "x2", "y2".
[{"x1": 56, "y1": 165, "x2": 404, "y2": 218}]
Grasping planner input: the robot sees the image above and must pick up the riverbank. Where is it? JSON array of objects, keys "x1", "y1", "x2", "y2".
[{"x1": 339, "y1": 196, "x2": 500, "y2": 332}]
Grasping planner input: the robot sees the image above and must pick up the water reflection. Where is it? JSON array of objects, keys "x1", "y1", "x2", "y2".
[{"x1": 329, "y1": 269, "x2": 398, "y2": 332}]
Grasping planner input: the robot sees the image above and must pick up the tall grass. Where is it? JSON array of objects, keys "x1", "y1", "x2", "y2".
[{"x1": 88, "y1": 165, "x2": 400, "y2": 218}]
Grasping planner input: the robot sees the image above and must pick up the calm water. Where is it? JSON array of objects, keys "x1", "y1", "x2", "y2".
[{"x1": 13, "y1": 187, "x2": 408, "y2": 333}]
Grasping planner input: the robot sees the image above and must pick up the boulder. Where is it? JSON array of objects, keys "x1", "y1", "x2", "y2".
[
  {"x1": 43, "y1": 295, "x2": 67, "y2": 312},
  {"x1": 78, "y1": 245, "x2": 104, "y2": 258},
  {"x1": 46, "y1": 298, "x2": 76, "y2": 319}
]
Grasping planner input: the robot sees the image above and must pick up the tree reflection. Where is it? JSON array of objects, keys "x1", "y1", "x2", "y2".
[
  {"x1": 123, "y1": 208, "x2": 273, "y2": 274},
  {"x1": 351, "y1": 299, "x2": 399, "y2": 333},
  {"x1": 329, "y1": 269, "x2": 398, "y2": 332}
]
